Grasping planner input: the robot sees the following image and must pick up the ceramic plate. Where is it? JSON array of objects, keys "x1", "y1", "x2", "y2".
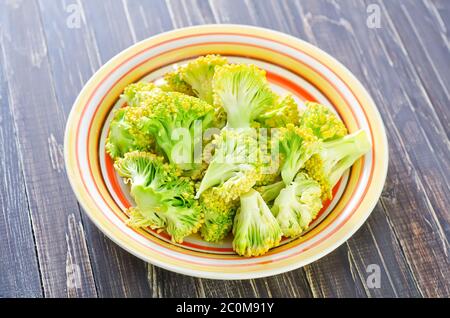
[{"x1": 64, "y1": 25, "x2": 388, "y2": 279}]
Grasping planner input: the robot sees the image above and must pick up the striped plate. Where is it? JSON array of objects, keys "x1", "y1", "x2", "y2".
[{"x1": 64, "y1": 25, "x2": 388, "y2": 279}]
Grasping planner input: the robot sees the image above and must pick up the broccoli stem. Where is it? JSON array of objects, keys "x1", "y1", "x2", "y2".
[
  {"x1": 327, "y1": 130, "x2": 371, "y2": 187},
  {"x1": 195, "y1": 162, "x2": 243, "y2": 198},
  {"x1": 259, "y1": 181, "x2": 285, "y2": 203}
]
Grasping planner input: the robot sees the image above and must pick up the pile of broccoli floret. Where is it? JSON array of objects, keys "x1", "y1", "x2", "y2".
[{"x1": 106, "y1": 55, "x2": 371, "y2": 257}]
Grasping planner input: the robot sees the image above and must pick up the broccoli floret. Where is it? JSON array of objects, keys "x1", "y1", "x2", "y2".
[
  {"x1": 199, "y1": 189, "x2": 238, "y2": 242},
  {"x1": 105, "y1": 107, "x2": 152, "y2": 160},
  {"x1": 114, "y1": 151, "x2": 203, "y2": 243},
  {"x1": 271, "y1": 173, "x2": 322, "y2": 237},
  {"x1": 121, "y1": 82, "x2": 158, "y2": 107},
  {"x1": 178, "y1": 55, "x2": 228, "y2": 104},
  {"x1": 232, "y1": 189, "x2": 282, "y2": 257},
  {"x1": 278, "y1": 124, "x2": 319, "y2": 185},
  {"x1": 213, "y1": 64, "x2": 276, "y2": 129},
  {"x1": 255, "y1": 170, "x2": 281, "y2": 187},
  {"x1": 195, "y1": 129, "x2": 260, "y2": 202},
  {"x1": 162, "y1": 56, "x2": 229, "y2": 128},
  {"x1": 162, "y1": 70, "x2": 195, "y2": 96},
  {"x1": 128, "y1": 90, "x2": 215, "y2": 170},
  {"x1": 300, "y1": 102, "x2": 347, "y2": 141},
  {"x1": 304, "y1": 130, "x2": 371, "y2": 199},
  {"x1": 257, "y1": 95, "x2": 300, "y2": 128},
  {"x1": 126, "y1": 207, "x2": 165, "y2": 230},
  {"x1": 253, "y1": 129, "x2": 282, "y2": 186},
  {"x1": 256, "y1": 180, "x2": 285, "y2": 203},
  {"x1": 105, "y1": 82, "x2": 164, "y2": 160}
]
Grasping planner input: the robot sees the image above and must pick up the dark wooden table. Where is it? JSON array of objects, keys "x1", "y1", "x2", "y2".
[{"x1": 1, "y1": 0, "x2": 448, "y2": 298}]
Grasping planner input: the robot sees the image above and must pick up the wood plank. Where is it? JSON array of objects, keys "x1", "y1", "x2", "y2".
[
  {"x1": 364, "y1": 0, "x2": 450, "y2": 297},
  {"x1": 0, "y1": 0, "x2": 97, "y2": 298},
  {"x1": 433, "y1": 0, "x2": 450, "y2": 29},
  {"x1": 347, "y1": 204, "x2": 421, "y2": 297},
  {"x1": 383, "y1": 0, "x2": 450, "y2": 138},
  {"x1": 379, "y1": 0, "x2": 450, "y2": 226},
  {"x1": 0, "y1": 42, "x2": 43, "y2": 298},
  {"x1": 37, "y1": 0, "x2": 152, "y2": 298},
  {"x1": 80, "y1": 0, "x2": 136, "y2": 61},
  {"x1": 124, "y1": 0, "x2": 174, "y2": 38},
  {"x1": 165, "y1": 0, "x2": 216, "y2": 26},
  {"x1": 289, "y1": 0, "x2": 449, "y2": 297},
  {"x1": 147, "y1": 264, "x2": 204, "y2": 298}
]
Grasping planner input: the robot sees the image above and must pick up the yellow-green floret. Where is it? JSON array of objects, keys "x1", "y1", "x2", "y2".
[
  {"x1": 300, "y1": 102, "x2": 347, "y2": 141},
  {"x1": 271, "y1": 173, "x2": 322, "y2": 237},
  {"x1": 163, "y1": 70, "x2": 195, "y2": 96},
  {"x1": 114, "y1": 151, "x2": 203, "y2": 243},
  {"x1": 178, "y1": 55, "x2": 228, "y2": 105},
  {"x1": 199, "y1": 189, "x2": 238, "y2": 242},
  {"x1": 105, "y1": 107, "x2": 153, "y2": 160},
  {"x1": 128, "y1": 90, "x2": 215, "y2": 170},
  {"x1": 278, "y1": 124, "x2": 319, "y2": 185},
  {"x1": 254, "y1": 129, "x2": 282, "y2": 186},
  {"x1": 304, "y1": 130, "x2": 371, "y2": 199},
  {"x1": 257, "y1": 95, "x2": 300, "y2": 128},
  {"x1": 213, "y1": 64, "x2": 276, "y2": 129},
  {"x1": 195, "y1": 129, "x2": 261, "y2": 202},
  {"x1": 121, "y1": 82, "x2": 158, "y2": 107},
  {"x1": 232, "y1": 189, "x2": 282, "y2": 257}
]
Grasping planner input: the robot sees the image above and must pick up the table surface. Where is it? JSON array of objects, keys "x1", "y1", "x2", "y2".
[{"x1": 0, "y1": 0, "x2": 449, "y2": 298}]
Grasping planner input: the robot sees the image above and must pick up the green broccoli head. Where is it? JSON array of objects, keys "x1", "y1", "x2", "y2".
[
  {"x1": 127, "y1": 90, "x2": 215, "y2": 170},
  {"x1": 178, "y1": 55, "x2": 228, "y2": 104},
  {"x1": 213, "y1": 64, "x2": 276, "y2": 129},
  {"x1": 162, "y1": 70, "x2": 195, "y2": 96},
  {"x1": 271, "y1": 173, "x2": 323, "y2": 237},
  {"x1": 304, "y1": 130, "x2": 371, "y2": 199},
  {"x1": 195, "y1": 129, "x2": 260, "y2": 201},
  {"x1": 121, "y1": 82, "x2": 158, "y2": 107},
  {"x1": 105, "y1": 107, "x2": 152, "y2": 160},
  {"x1": 257, "y1": 95, "x2": 300, "y2": 128},
  {"x1": 278, "y1": 124, "x2": 319, "y2": 185},
  {"x1": 300, "y1": 102, "x2": 347, "y2": 141},
  {"x1": 114, "y1": 151, "x2": 203, "y2": 243},
  {"x1": 232, "y1": 189, "x2": 282, "y2": 257},
  {"x1": 198, "y1": 189, "x2": 238, "y2": 242},
  {"x1": 253, "y1": 129, "x2": 283, "y2": 186}
]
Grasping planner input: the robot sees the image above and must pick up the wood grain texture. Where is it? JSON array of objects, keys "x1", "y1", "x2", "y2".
[
  {"x1": 0, "y1": 0, "x2": 97, "y2": 298},
  {"x1": 0, "y1": 0, "x2": 448, "y2": 298},
  {"x1": 385, "y1": 0, "x2": 449, "y2": 139},
  {"x1": 37, "y1": 0, "x2": 152, "y2": 298},
  {"x1": 0, "y1": 41, "x2": 43, "y2": 298}
]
